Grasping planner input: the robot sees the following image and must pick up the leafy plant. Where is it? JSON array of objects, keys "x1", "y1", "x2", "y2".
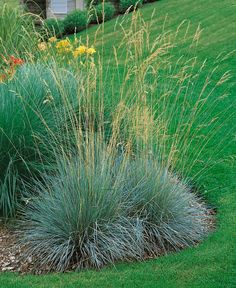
[
  {"x1": 85, "y1": 0, "x2": 115, "y2": 8},
  {"x1": 89, "y1": 2, "x2": 116, "y2": 24},
  {"x1": 119, "y1": 0, "x2": 142, "y2": 13},
  {"x1": 64, "y1": 9, "x2": 88, "y2": 34},
  {"x1": 43, "y1": 18, "x2": 65, "y2": 38},
  {"x1": 86, "y1": 0, "x2": 103, "y2": 8}
]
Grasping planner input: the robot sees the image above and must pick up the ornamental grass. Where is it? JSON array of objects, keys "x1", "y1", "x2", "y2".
[{"x1": 0, "y1": 9, "x2": 233, "y2": 272}]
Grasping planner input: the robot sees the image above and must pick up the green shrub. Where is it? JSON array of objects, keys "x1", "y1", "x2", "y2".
[
  {"x1": 86, "y1": 0, "x2": 103, "y2": 8},
  {"x1": 89, "y1": 2, "x2": 116, "y2": 24},
  {"x1": 64, "y1": 9, "x2": 88, "y2": 34},
  {"x1": 86, "y1": 0, "x2": 117, "y2": 8},
  {"x1": 43, "y1": 18, "x2": 65, "y2": 38},
  {"x1": 119, "y1": 0, "x2": 143, "y2": 13},
  {"x1": 0, "y1": 64, "x2": 79, "y2": 218},
  {"x1": 20, "y1": 138, "x2": 209, "y2": 271}
]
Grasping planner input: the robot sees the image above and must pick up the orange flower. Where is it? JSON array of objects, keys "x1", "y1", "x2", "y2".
[
  {"x1": 0, "y1": 74, "x2": 7, "y2": 82},
  {"x1": 10, "y1": 55, "x2": 24, "y2": 66}
]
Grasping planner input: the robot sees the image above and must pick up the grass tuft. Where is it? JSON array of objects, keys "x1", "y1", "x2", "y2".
[
  {"x1": 20, "y1": 136, "x2": 210, "y2": 271},
  {"x1": 0, "y1": 64, "x2": 79, "y2": 218}
]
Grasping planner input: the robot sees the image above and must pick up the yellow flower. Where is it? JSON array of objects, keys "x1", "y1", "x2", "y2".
[
  {"x1": 87, "y1": 47, "x2": 96, "y2": 55},
  {"x1": 56, "y1": 39, "x2": 71, "y2": 49},
  {"x1": 73, "y1": 50, "x2": 79, "y2": 58},
  {"x1": 38, "y1": 42, "x2": 47, "y2": 51},
  {"x1": 73, "y1": 46, "x2": 87, "y2": 58},
  {"x1": 49, "y1": 36, "x2": 57, "y2": 43},
  {"x1": 78, "y1": 45, "x2": 87, "y2": 54}
]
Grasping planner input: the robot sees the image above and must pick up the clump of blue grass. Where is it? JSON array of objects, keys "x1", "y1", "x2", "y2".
[{"x1": 20, "y1": 136, "x2": 210, "y2": 271}]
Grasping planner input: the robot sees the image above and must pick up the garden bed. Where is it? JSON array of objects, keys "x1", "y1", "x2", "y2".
[
  {"x1": 1, "y1": 0, "x2": 234, "y2": 287},
  {"x1": 0, "y1": 205, "x2": 215, "y2": 274}
]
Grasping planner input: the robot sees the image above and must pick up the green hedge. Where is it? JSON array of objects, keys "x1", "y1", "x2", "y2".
[
  {"x1": 44, "y1": 18, "x2": 65, "y2": 38},
  {"x1": 119, "y1": 0, "x2": 143, "y2": 13},
  {"x1": 64, "y1": 9, "x2": 88, "y2": 34},
  {"x1": 89, "y1": 2, "x2": 116, "y2": 24}
]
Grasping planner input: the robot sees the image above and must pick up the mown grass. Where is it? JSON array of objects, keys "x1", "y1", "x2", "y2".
[{"x1": 0, "y1": 0, "x2": 236, "y2": 287}]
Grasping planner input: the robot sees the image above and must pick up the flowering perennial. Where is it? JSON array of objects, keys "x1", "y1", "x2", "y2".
[
  {"x1": 38, "y1": 37, "x2": 96, "y2": 62},
  {"x1": 0, "y1": 55, "x2": 24, "y2": 82}
]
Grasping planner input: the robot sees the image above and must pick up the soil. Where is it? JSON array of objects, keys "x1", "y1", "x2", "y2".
[
  {"x1": 0, "y1": 208, "x2": 216, "y2": 274},
  {"x1": 0, "y1": 224, "x2": 34, "y2": 274}
]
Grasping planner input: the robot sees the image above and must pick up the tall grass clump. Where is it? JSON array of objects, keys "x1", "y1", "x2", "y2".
[
  {"x1": 0, "y1": 64, "x2": 80, "y2": 218},
  {"x1": 21, "y1": 135, "x2": 209, "y2": 271},
  {"x1": 0, "y1": 4, "x2": 39, "y2": 62},
  {"x1": 17, "y1": 11, "x2": 235, "y2": 271}
]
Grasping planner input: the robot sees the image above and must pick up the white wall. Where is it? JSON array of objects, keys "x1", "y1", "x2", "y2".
[
  {"x1": 47, "y1": 0, "x2": 85, "y2": 18},
  {"x1": 76, "y1": 0, "x2": 85, "y2": 10}
]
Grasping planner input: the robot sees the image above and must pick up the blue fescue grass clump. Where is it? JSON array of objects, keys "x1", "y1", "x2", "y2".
[
  {"x1": 20, "y1": 138, "x2": 209, "y2": 271},
  {"x1": 0, "y1": 64, "x2": 80, "y2": 218}
]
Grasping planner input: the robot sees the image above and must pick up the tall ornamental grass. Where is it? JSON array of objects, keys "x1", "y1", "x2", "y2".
[
  {"x1": 21, "y1": 136, "x2": 209, "y2": 271},
  {"x1": 2, "y1": 11, "x2": 234, "y2": 271},
  {"x1": 0, "y1": 64, "x2": 80, "y2": 218},
  {"x1": 0, "y1": 4, "x2": 39, "y2": 63}
]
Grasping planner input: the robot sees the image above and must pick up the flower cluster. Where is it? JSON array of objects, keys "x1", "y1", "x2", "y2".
[
  {"x1": 73, "y1": 46, "x2": 96, "y2": 58},
  {"x1": 55, "y1": 39, "x2": 71, "y2": 53},
  {"x1": 10, "y1": 55, "x2": 24, "y2": 66},
  {"x1": 38, "y1": 37, "x2": 96, "y2": 65},
  {"x1": 0, "y1": 55, "x2": 24, "y2": 82}
]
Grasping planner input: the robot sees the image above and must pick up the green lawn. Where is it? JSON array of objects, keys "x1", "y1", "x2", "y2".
[{"x1": 1, "y1": 0, "x2": 236, "y2": 287}]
